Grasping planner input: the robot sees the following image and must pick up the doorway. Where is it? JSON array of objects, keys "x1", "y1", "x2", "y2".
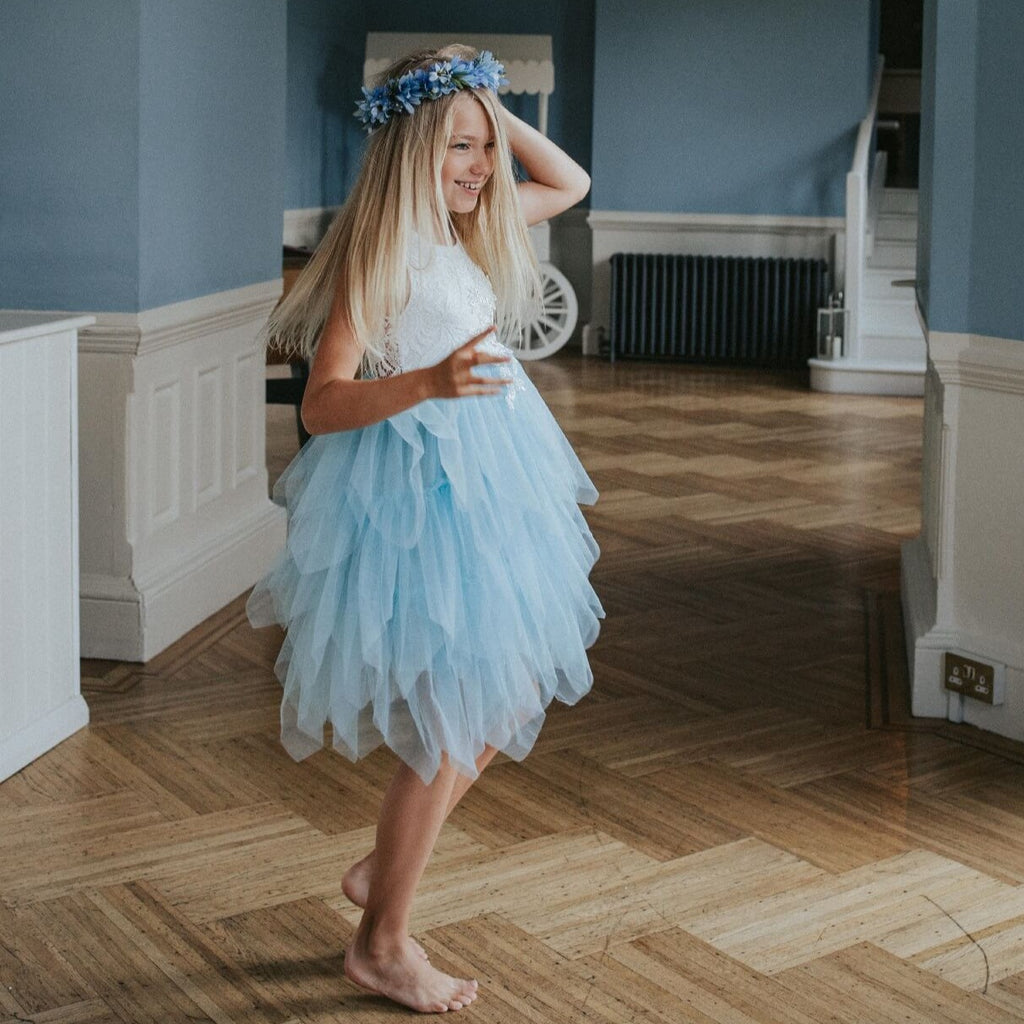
[{"x1": 878, "y1": 0, "x2": 924, "y2": 188}]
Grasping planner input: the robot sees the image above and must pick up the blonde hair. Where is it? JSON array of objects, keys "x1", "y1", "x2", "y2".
[{"x1": 267, "y1": 45, "x2": 541, "y2": 371}]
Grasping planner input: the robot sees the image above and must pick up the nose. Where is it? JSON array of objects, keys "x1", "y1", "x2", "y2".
[{"x1": 471, "y1": 148, "x2": 493, "y2": 175}]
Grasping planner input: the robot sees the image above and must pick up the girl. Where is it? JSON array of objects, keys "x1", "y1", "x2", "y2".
[{"x1": 248, "y1": 44, "x2": 603, "y2": 1013}]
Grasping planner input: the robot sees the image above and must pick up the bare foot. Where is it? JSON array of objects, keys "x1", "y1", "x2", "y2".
[
  {"x1": 344, "y1": 853, "x2": 429, "y2": 961},
  {"x1": 344, "y1": 932, "x2": 478, "y2": 1013}
]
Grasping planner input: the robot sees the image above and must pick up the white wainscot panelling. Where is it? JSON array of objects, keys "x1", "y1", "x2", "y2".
[
  {"x1": 0, "y1": 313, "x2": 93, "y2": 782},
  {"x1": 149, "y1": 379, "x2": 181, "y2": 530},
  {"x1": 77, "y1": 280, "x2": 285, "y2": 661}
]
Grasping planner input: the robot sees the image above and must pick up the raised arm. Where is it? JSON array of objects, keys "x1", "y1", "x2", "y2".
[
  {"x1": 501, "y1": 107, "x2": 590, "y2": 226},
  {"x1": 300, "y1": 284, "x2": 509, "y2": 436}
]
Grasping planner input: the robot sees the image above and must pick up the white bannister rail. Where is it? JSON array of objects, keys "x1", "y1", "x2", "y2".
[{"x1": 843, "y1": 57, "x2": 885, "y2": 362}]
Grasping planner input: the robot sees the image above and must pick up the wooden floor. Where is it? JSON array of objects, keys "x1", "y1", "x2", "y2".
[{"x1": 6, "y1": 356, "x2": 1024, "y2": 1023}]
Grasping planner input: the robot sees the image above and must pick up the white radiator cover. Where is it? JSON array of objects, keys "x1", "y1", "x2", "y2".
[{"x1": 0, "y1": 313, "x2": 93, "y2": 781}]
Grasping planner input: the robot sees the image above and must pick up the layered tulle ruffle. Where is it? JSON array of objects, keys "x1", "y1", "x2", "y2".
[{"x1": 247, "y1": 362, "x2": 603, "y2": 782}]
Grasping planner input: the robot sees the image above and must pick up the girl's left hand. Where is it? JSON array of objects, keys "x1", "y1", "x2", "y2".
[{"x1": 425, "y1": 327, "x2": 512, "y2": 399}]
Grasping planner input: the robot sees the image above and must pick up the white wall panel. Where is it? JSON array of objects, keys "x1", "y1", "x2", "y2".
[
  {"x1": 233, "y1": 350, "x2": 259, "y2": 487},
  {"x1": 195, "y1": 365, "x2": 223, "y2": 507},
  {"x1": 149, "y1": 379, "x2": 181, "y2": 530},
  {"x1": 0, "y1": 313, "x2": 91, "y2": 781},
  {"x1": 0, "y1": 338, "x2": 28, "y2": 742}
]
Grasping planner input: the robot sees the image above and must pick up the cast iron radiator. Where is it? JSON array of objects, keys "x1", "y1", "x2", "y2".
[{"x1": 609, "y1": 253, "x2": 830, "y2": 368}]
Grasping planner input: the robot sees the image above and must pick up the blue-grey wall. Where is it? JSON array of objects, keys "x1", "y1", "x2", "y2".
[
  {"x1": 0, "y1": 0, "x2": 141, "y2": 311},
  {"x1": 591, "y1": 0, "x2": 874, "y2": 216},
  {"x1": 969, "y1": 1, "x2": 1024, "y2": 341},
  {"x1": 285, "y1": 0, "x2": 595, "y2": 210},
  {"x1": 138, "y1": 1, "x2": 287, "y2": 309},
  {"x1": 917, "y1": 0, "x2": 1024, "y2": 341},
  {"x1": 916, "y1": 0, "x2": 975, "y2": 332},
  {"x1": 0, "y1": 0, "x2": 286, "y2": 314}
]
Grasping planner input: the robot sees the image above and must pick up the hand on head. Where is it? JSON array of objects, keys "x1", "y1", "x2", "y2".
[{"x1": 428, "y1": 327, "x2": 511, "y2": 398}]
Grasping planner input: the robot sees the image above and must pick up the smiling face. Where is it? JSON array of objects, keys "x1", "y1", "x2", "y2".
[{"x1": 440, "y1": 93, "x2": 495, "y2": 215}]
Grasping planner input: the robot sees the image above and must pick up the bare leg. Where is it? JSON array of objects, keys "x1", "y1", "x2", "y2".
[
  {"x1": 343, "y1": 745, "x2": 498, "y2": 910},
  {"x1": 343, "y1": 755, "x2": 479, "y2": 1012},
  {"x1": 443, "y1": 744, "x2": 499, "y2": 815}
]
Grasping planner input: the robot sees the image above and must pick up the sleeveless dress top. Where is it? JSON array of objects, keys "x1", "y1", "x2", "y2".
[{"x1": 247, "y1": 239, "x2": 603, "y2": 783}]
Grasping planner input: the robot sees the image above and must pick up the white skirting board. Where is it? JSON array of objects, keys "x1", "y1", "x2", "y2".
[
  {"x1": 901, "y1": 329, "x2": 1024, "y2": 741},
  {"x1": 80, "y1": 504, "x2": 285, "y2": 662},
  {"x1": 69, "y1": 280, "x2": 286, "y2": 662},
  {"x1": 808, "y1": 358, "x2": 924, "y2": 395}
]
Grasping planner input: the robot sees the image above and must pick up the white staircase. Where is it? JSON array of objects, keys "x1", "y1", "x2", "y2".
[
  {"x1": 860, "y1": 189, "x2": 925, "y2": 369},
  {"x1": 811, "y1": 187, "x2": 926, "y2": 395},
  {"x1": 811, "y1": 59, "x2": 926, "y2": 395}
]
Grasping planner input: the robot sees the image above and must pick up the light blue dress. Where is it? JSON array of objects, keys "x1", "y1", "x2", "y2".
[{"x1": 247, "y1": 238, "x2": 603, "y2": 782}]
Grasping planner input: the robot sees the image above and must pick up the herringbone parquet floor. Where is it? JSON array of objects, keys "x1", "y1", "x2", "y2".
[{"x1": 6, "y1": 356, "x2": 1024, "y2": 1023}]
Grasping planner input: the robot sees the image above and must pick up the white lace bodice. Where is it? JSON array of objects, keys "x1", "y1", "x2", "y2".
[{"x1": 368, "y1": 238, "x2": 503, "y2": 378}]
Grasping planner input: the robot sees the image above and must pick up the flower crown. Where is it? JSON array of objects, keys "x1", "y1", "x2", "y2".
[{"x1": 355, "y1": 50, "x2": 507, "y2": 132}]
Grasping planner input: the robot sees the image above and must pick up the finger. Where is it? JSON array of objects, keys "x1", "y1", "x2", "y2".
[
  {"x1": 460, "y1": 325, "x2": 497, "y2": 350},
  {"x1": 473, "y1": 351, "x2": 511, "y2": 365},
  {"x1": 468, "y1": 372, "x2": 512, "y2": 386}
]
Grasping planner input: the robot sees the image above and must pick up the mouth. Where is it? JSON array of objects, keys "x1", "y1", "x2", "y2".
[{"x1": 456, "y1": 180, "x2": 485, "y2": 193}]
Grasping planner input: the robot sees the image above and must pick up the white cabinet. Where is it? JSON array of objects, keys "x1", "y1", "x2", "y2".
[{"x1": 0, "y1": 312, "x2": 93, "y2": 782}]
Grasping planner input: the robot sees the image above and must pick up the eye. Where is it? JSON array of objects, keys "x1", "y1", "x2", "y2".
[{"x1": 452, "y1": 142, "x2": 470, "y2": 151}]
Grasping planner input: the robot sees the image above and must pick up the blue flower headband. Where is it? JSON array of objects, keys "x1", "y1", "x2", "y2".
[{"x1": 355, "y1": 51, "x2": 507, "y2": 132}]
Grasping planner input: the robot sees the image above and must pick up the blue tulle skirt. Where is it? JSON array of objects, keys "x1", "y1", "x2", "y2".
[{"x1": 247, "y1": 360, "x2": 603, "y2": 783}]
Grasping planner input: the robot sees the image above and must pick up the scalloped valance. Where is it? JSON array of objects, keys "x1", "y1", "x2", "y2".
[{"x1": 364, "y1": 33, "x2": 554, "y2": 94}]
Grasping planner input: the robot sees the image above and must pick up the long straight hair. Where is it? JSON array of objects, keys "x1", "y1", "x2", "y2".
[{"x1": 266, "y1": 45, "x2": 541, "y2": 373}]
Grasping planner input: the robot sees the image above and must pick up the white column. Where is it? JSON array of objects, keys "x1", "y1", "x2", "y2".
[{"x1": 902, "y1": 330, "x2": 1024, "y2": 740}]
